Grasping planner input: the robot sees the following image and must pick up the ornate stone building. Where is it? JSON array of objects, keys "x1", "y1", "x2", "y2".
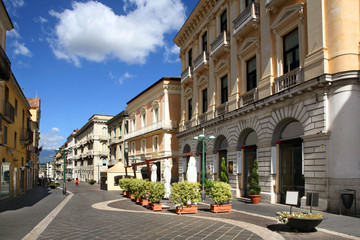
[{"x1": 174, "y1": 0, "x2": 360, "y2": 212}]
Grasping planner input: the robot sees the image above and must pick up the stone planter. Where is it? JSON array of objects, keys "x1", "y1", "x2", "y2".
[
  {"x1": 150, "y1": 203, "x2": 162, "y2": 211},
  {"x1": 287, "y1": 217, "x2": 324, "y2": 232},
  {"x1": 176, "y1": 205, "x2": 198, "y2": 215},
  {"x1": 249, "y1": 195, "x2": 261, "y2": 204},
  {"x1": 341, "y1": 193, "x2": 354, "y2": 209},
  {"x1": 210, "y1": 204, "x2": 231, "y2": 213}
]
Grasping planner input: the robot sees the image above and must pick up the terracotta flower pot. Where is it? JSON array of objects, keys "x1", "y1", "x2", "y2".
[
  {"x1": 210, "y1": 204, "x2": 232, "y2": 213},
  {"x1": 176, "y1": 205, "x2": 198, "y2": 215},
  {"x1": 249, "y1": 195, "x2": 261, "y2": 204},
  {"x1": 123, "y1": 191, "x2": 127, "y2": 196},
  {"x1": 141, "y1": 199, "x2": 149, "y2": 206},
  {"x1": 150, "y1": 203, "x2": 162, "y2": 211},
  {"x1": 136, "y1": 197, "x2": 141, "y2": 203}
]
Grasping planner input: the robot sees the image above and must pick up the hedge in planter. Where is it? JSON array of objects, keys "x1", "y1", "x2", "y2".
[
  {"x1": 119, "y1": 178, "x2": 131, "y2": 195},
  {"x1": 148, "y1": 182, "x2": 165, "y2": 211},
  {"x1": 209, "y1": 181, "x2": 232, "y2": 213},
  {"x1": 88, "y1": 179, "x2": 96, "y2": 185},
  {"x1": 171, "y1": 181, "x2": 201, "y2": 214}
]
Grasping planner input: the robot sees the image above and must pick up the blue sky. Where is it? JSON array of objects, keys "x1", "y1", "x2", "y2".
[{"x1": 4, "y1": 0, "x2": 198, "y2": 150}]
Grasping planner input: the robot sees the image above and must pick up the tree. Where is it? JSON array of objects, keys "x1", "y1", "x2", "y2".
[{"x1": 249, "y1": 159, "x2": 261, "y2": 195}]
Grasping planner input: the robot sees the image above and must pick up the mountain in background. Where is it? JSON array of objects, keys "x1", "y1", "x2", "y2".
[{"x1": 40, "y1": 149, "x2": 56, "y2": 163}]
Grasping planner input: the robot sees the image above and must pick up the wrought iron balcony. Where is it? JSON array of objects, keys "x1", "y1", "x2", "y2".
[
  {"x1": 274, "y1": 68, "x2": 304, "y2": 92},
  {"x1": 241, "y1": 88, "x2": 258, "y2": 106},
  {"x1": 210, "y1": 31, "x2": 230, "y2": 57},
  {"x1": 194, "y1": 51, "x2": 209, "y2": 72},
  {"x1": 0, "y1": 46, "x2": 11, "y2": 80},
  {"x1": 3, "y1": 101, "x2": 14, "y2": 123},
  {"x1": 233, "y1": 3, "x2": 260, "y2": 38},
  {"x1": 181, "y1": 66, "x2": 193, "y2": 83},
  {"x1": 21, "y1": 128, "x2": 34, "y2": 145}
]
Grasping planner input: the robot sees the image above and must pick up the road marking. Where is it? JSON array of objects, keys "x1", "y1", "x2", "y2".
[
  {"x1": 22, "y1": 191, "x2": 73, "y2": 240},
  {"x1": 92, "y1": 199, "x2": 285, "y2": 240}
]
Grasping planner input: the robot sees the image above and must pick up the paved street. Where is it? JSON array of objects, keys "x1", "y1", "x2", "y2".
[{"x1": 1, "y1": 182, "x2": 360, "y2": 240}]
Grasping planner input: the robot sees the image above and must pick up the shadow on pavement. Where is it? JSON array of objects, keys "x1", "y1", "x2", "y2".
[{"x1": 0, "y1": 186, "x2": 52, "y2": 213}]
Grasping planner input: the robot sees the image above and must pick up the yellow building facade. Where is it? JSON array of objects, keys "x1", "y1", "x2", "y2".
[{"x1": 175, "y1": 0, "x2": 360, "y2": 212}]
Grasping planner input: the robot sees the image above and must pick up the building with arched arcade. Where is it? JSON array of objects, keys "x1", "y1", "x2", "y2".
[{"x1": 174, "y1": 0, "x2": 360, "y2": 213}]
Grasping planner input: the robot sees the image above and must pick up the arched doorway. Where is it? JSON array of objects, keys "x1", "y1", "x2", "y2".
[
  {"x1": 276, "y1": 120, "x2": 304, "y2": 204},
  {"x1": 238, "y1": 129, "x2": 258, "y2": 197},
  {"x1": 214, "y1": 135, "x2": 228, "y2": 181},
  {"x1": 182, "y1": 144, "x2": 191, "y2": 180}
]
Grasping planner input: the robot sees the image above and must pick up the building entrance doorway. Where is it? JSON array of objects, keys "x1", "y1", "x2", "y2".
[
  {"x1": 280, "y1": 139, "x2": 304, "y2": 204},
  {"x1": 243, "y1": 146, "x2": 256, "y2": 197}
]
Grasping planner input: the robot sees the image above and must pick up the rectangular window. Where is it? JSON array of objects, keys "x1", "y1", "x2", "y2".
[
  {"x1": 141, "y1": 113, "x2": 146, "y2": 127},
  {"x1": 202, "y1": 32, "x2": 207, "y2": 52},
  {"x1": 132, "y1": 142, "x2": 135, "y2": 155},
  {"x1": 119, "y1": 124, "x2": 122, "y2": 137},
  {"x1": 132, "y1": 118, "x2": 136, "y2": 131},
  {"x1": 188, "y1": 98, "x2": 192, "y2": 120},
  {"x1": 14, "y1": 132, "x2": 17, "y2": 149},
  {"x1": 3, "y1": 125, "x2": 8, "y2": 145},
  {"x1": 153, "y1": 136, "x2": 158, "y2": 152},
  {"x1": 15, "y1": 99, "x2": 18, "y2": 117},
  {"x1": 1, "y1": 164, "x2": 11, "y2": 198},
  {"x1": 154, "y1": 108, "x2": 159, "y2": 122},
  {"x1": 221, "y1": 75, "x2": 228, "y2": 104},
  {"x1": 188, "y1": 48, "x2": 192, "y2": 67},
  {"x1": 283, "y1": 28, "x2": 299, "y2": 73},
  {"x1": 245, "y1": 0, "x2": 254, "y2": 8},
  {"x1": 220, "y1": 10, "x2": 227, "y2": 33},
  {"x1": 246, "y1": 56, "x2": 257, "y2": 91},
  {"x1": 141, "y1": 139, "x2": 146, "y2": 154},
  {"x1": 202, "y1": 88, "x2": 208, "y2": 113}
]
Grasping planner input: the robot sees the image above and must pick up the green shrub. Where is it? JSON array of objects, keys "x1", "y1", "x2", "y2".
[
  {"x1": 209, "y1": 181, "x2": 232, "y2": 205},
  {"x1": 204, "y1": 179, "x2": 215, "y2": 191},
  {"x1": 171, "y1": 181, "x2": 201, "y2": 208},
  {"x1": 88, "y1": 179, "x2": 96, "y2": 185},
  {"x1": 220, "y1": 157, "x2": 228, "y2": 183},
  {"x1": 67, "y1": 178, "x2": 72, "y2": 182},
  {"x1": 148, "y1": 182, "x2": 165, "y2": 203},
  {"x1": 119, "y1": 178, "x2": 131, "y2": 192},
  {"x1": 49, "y1": 183, "x2": 57, "y2": 189},
  {"x1": 139, "y1": 179, "x2": 151, "y2": 199},
  {"x1": 55, "y1": 182, "x2": 60, "y2": 187},
  {"x1": 249, "y1": 159, "x2": 261, "y2": 195}
]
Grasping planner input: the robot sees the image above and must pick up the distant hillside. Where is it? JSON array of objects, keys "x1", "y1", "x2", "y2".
[{"x1": 40, "y1": 149, "x2": 56, "y2": 163}]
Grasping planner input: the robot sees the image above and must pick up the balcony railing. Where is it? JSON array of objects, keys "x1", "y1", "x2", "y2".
[
  {"x1": 216, "y1": 102, "x2": 228, "y2": 116},
  {"x1": 210, "y1": 31, "x2": 230, "y2": 57},
  {"x1": 198, "y1": 113, "x2": 207, "y2": 124},
  {"x1": 233, "y1": 3, "x2": 260, "y2": 37},
  {"x1": 0, "y1": 46, "x2": 11, "y2": 80},
  {"x1": 275, "y1": 68, "x2": 304, "y2": 92},
  {"x1": 21, "y1": 128, "x2": 34, "y2": 145},
  {"x1": 241, "y1": 88, "x2": 258, "y2": 106},
  {"x1": 3, "y1": 101, "x2": 14, "y2": 123},
  {"x1": 194, "y1": 51, "x2": 209, "y2": 72},
  {"x1": 181, "y1": 66, "x2": 192, "y2": 83},
  {"x1": 124, "y1": 120, "x2": 178, "y2": 140}
]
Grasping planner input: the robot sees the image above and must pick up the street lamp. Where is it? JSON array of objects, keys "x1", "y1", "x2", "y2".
[
  {"x1": 194, "y1": 128, "x2": 215, "y2": 201},
  {"x1": 55, "y1": 148, "x2": 70, "y2": 195}
]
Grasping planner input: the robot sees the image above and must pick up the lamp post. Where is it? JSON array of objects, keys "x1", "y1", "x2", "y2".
[
  {"x1": 56, "y1": 148, "x2": 70, "y2": 195},
  {"x1": 194, "y1": 128, "x2": 215, "y2": 201}
]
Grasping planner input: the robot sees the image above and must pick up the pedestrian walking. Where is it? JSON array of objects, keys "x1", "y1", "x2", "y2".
[{"x1": 76, "y1": 178, "x2": 79, "y2": 186}]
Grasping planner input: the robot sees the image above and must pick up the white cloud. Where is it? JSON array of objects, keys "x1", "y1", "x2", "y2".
[
  {"x1": 13, "y1": 40, "x2": 32, "y2": 57},
  {"x1": 111, "y1": 72, "x2": 135, "y2": 85},
  {"x1": 164, "y1": 44, "x2": 180, "y2": 63},
  {"x1": 48, "y1": 0, "x2": 186, "y2": 67},
  {"x1": 7, "y1": 29, "x2": 21, "y2": 39},
  {"x1": 39, "y1": 128, "x2": 65, "y2": 150}
]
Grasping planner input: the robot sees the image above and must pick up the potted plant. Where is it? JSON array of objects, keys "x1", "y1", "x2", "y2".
[
  {"x1": 209, "y1": 181, "x2": 232, "y2": 213},
  {"x1": 204, "y1": 179, "x2": 215, "y2": 194},
  {"x1": 127, "y1": 178, "x2": 138, "y2": 200},
  {"x1": 49, "y1": 183, "x2": 57, "y2": 189},
  {"x1": 119, "y1": 178, "x2": 130, "y2": 196},
  {"x1": 220, "y1": 157, "x2": 228, "y2": 183},
  {"x1": 249, "y1": 159, "x2": 261, "y2": 204},
  {"x1": 88, "y1": 179, "x2": 96, "y2": 185},
  {"x1": 276, "y1": 211, "x2": 324, "y2": 232},
  {"x1": 148, "y1": 182, "x2": 165, "y2": 211},
  {"x1": 140, "y1": 180, "x2": 151, "y2": 206},
  {"x1": 67, "y1": 178, "x2": 72, "y2": 182},
  {"x1": 171, "y1": 181, "x2": 201, "y2": 214}
]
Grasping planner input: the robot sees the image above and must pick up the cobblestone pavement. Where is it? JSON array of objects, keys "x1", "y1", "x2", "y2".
[{"x1": 1, "y1": 182, "x2": 359, "y2": 240}]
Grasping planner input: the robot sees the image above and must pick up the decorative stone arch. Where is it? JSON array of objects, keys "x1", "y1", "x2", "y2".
[
  {"x1": 181, "y1": 144, "x2": 192, "y2": 178},
  {"x1": 213, "y1": 135, "x2": 229, "y2": 180},
  {"x1": 235, "y1": 116, "x2": 262, "y2": 143},
  {"x1": 271, "y1": 117, "x2": 305, "y2": 204},
  {"x1": 237, "y1": 128, "x2": 258, "y2": 197}
]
